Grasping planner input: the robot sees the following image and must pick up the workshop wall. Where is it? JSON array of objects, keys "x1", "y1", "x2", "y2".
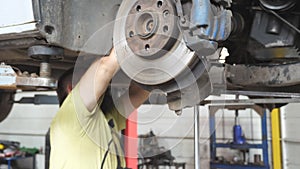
[
  {"x1": 0, "y1": 91, "x2": 58, "y2": 169},
  {"x1": 281, "y1": 103, "x2": 300, "y2": 169},
  {"x1": 137, "y1": 105, "x2": 209, "y2": 169},
  {"x1": 0, "y1": 91, "x2": 273, "y2": 169},
  {"x1": 137, "y1": 95, "x2": 272, "y2": 169}
]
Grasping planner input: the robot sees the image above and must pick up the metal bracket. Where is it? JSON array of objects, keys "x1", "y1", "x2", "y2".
[
  {"x1": 180, "y1": 0, "x2": 232, "y2": 56},
  {"x1": 14, "y1": 95, "x2": 59, "y2": 105},
  {"x1": 0, "y1": 63, "x2": 57, "y2": 90},
  {"x1": 209, "y1": 104, "x2": 264, "y2": 116}
]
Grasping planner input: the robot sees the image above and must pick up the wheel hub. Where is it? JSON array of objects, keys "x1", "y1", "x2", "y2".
[
  {"x1": 114, "y1": 0, "x2": 197, "y2": 86},
  {"x1": 114, "y1": 0, "x2": 206, "y2": 92},
  {"x1": 125, "y1": 0, "x2": 179, "y2": 60},
  {"x1": 114, "y1": 0, "x2": 212, "y2": 110}
]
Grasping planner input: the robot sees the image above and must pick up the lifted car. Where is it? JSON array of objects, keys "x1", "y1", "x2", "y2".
[{"x1": 0, "y1": 0, "x2": 299, "y2": 121}]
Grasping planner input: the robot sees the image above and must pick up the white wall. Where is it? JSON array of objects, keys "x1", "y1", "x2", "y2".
[
  {"x1": 281, "y1": 103, "x2": 300, "y2": 169},
  {"x1": 0, "y1": 91, "x2": 58, "y2": 169}
]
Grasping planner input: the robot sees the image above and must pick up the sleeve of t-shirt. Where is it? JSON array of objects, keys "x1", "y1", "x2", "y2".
[
  {"x1": 71, "y1": 84, "x2": 114, "y2": 148},
  {"x1": 72, "y1": 83, "x2": 126, "y2": 132},
  {"x1": 72, "y1": 84, "x2": 104, "y2": 117}
]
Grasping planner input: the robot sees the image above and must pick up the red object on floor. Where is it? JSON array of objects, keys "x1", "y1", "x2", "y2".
[{"x1": 124, "y1": 110, "x2": 138, "y2": 169}]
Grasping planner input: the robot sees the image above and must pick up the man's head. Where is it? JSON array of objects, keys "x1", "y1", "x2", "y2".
[
  {"x1": 56, "y1": 68, "x2": 74, "y2": 106},
  {"x1": 56, "y1": 56, "x2": 114, "y2": 107}
]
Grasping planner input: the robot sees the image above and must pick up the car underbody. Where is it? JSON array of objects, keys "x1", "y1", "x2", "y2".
[{"x1": 0, "y1": 0, "x2": 300, "y2": 120}]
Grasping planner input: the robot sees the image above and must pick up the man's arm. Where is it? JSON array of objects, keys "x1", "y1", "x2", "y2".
[
  {"x1": 79, "y1": 49, "x2": 119, "y2": 112},
  {"x1": 128, "y1": 83, "x2": 149, "y2": 109},
  {"x1": 79, "y1": 48, "x2": 149, "y2": 113},
  {"x1": 118, "y1": 82, "x2": 149, "y2": 117}
]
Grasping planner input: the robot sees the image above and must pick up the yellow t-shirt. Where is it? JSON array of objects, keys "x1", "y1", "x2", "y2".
[{"x1": 50, "y1": 84, "x2": 127, "y2": 169}]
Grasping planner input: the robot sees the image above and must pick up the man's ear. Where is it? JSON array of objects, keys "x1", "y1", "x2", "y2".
[{"x1": 66, "y1": 83, "x2": 73, "y2": 94}]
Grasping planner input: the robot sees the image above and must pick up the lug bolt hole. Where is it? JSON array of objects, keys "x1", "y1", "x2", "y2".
[
  {"x1": 163, "y1": 25, "x2": 168, "y2": 32},
  {"x1": 136, "y1": 5, "x2": 141, "y2": 12},
  {"x1": 145, "y1": 44, "x2": 150, "y2": 51},
  {"x1": 129, "y1": 31, "x2": 134, "y2": 37},
  {"x1": 44, "y1": 25, "x2": 54, "y2": 35},
  {"x1": 157, "y1": 1, "x2": 163, "y2": 8},
  {"x1": 163, "y1": 10, "x2": 169, "y2": 17}
]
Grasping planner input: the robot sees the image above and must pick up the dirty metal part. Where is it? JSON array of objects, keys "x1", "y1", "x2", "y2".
[
  {"x1": 28, "y1": 45, "x2": 63, "y2": 80},
  {"x1": 219, "y1": 90, "x2": 300, "y2": 98},
  {"x1": 174, "y1": 0, "x2": 186, "y2": 25},
  {"x1": 212, "y1": 0, "x2": 231, "y2": 8},
  {"x1": 16, "y1": 76, "x2": 57, "y2": 89},
  {"x1": 267, "y1": 9, "x2": 300, "y2": 35},
  {"x1": 0, "y1": 37, "x2": 44, "y2": 50},
  {"x1": 28, "y1": 45, "x2": 64, "y2": 61},
  {"x1": 40, "y1": 62, "x2": 51, "y2": 77},
  {"x1": 114, "y1": 0, "x2": 197, "y2": 86},
  {"x1": 112, "y1": 63, "x2": 300, "y2": 106},
  {"x1": 125, "y1": 0, "x2": 179, "y2": 60},
  {"x1": 167, "y1": 71, "x2": 211, "y2": 111},
  {"x1": 115, "y1": 0, "x2": 213, "y2": 111},
  {"x1": 0, "y1": 90, "x2": 14, "y2": 122},
  {"x1": 259, "y1": 0, "x2": 296, "y2": 11},
  {"x1": 0, "y1": 63, "x2": 57, "y2": 90},
  {"x1": 209, "y1": 104, "x2": 265, "y2": 117},
  {"x1": 225, "y1": 62, "x2": 300, "y2": 87},
  {"x1": 0, "y1": 63, "x2": 18, "y2": 89},
  {"x1": 250, "y1": 11, "x2": 299, "y2": 48},
  {"x1": 38, "y1": 0, "x2": 121, "y2": 55},
  {"x1": 181, "y1": 0, "x2": 232, "y2": 56},
  {"x1": 203, "y1": 98, "x2": 300, "y2": 108},
  {"x1": 224, "y1": 2, "x2": 300, "y2": 66},
  {"x1": 208, "y1": 63, "x2": 226, "y2": 87},
  {"x1": 204, "y1": 63, "x2": 300, "y2": 98},
  {"x1": 253, "y1": 47, "x2": 300, "y2": 61},
  {"x1": 147, "y1": 88, "x2": 167, "y2": 104},
  {"x1": 0, "y1": 0, "x2": 122, "y2": 56},
  {"x1": 210, "y1": 98, "x2": 288, "y2": 106},
  {"x1": 14, "y1": 95, "x2": 59, "y2": 105},
  {"x1": 275, "y1": 16, "x2": 300, "y2": 37},
  {"x1": 249, "y1": 11, "x2": 300, "y2": 61}
]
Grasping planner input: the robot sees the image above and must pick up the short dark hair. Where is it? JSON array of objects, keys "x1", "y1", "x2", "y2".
[
  {"x1": 56, "y1": 62, "x2": 114, "y2": 110},
  {"x1": 56, "y1": 68, "x2": 74, "y2": 106}
]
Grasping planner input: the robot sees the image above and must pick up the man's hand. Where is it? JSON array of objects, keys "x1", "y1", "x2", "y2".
[
  {"x1": 79, "y1": 49, "x2": 119, "y2": 112},
  {"x1": 117, "y1": 82, "x2": 150, "y2": 117}
]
